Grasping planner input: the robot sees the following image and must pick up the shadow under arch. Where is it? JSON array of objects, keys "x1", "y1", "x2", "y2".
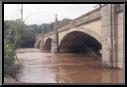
[
  {"x1": 59, "y1": 31, "x2": 102, "y2": 57},
  {"x1": 37, "y1": 40, "x2": 41, "y2": 48},
  {"x1": 43, "y1": 38, "x2": 52, "y2": 50}
]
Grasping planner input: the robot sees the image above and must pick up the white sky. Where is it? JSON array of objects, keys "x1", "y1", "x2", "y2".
[{"x1": 4, "y1": 4, "x2": 97, "y2": 25}]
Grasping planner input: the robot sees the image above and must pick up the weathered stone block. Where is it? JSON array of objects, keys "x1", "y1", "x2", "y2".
[
  {"x1": 101, "y1": 5, "x2": 111, "y2": 17},
  {"x1": 117, "y1": 12, "x2": 123, "y2": 25},
  {"x1": 117, "y1": 49, "x2": 124, "y2": 68},
  {"x1": 117, "y1": 24, "x2": 123, "y2": 37},
  {"x1": 102, "y1": 42, "x2": 111, "y2": 50},
  {"x1": 118, "y1": 36, "x2": 123, "y2": 50},
  {"x1": 102, "y1": 27, "x2": 111, "y2": 40},
  {"x1": 101, "y1": 15, "x2": 111, "y2": 26},
  {"x1": 102, "y1": 49, "x2": 112, "y2": 66}
]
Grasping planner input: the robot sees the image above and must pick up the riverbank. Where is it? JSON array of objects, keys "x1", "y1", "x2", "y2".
[
  {"x1": 4, "y1": 54, "x2": 23, "y2": 83},
  {"x1": 4, "y1": 76, "x2": 18, "y2": 83}
]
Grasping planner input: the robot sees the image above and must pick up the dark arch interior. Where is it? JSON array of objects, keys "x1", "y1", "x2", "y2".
[
  {"x1": 37, "y1": 41, "x2": 41, "y2": 48},
  {"x1": 59, "y1": 31, "x2": 102, "y2": 56},
  {"x1": 44, "y1": 38, "x2": 52, "y2": 50}
]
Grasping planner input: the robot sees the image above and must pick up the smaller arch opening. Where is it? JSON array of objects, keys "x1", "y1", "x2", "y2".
[
  {"x1": 37, "y1": 41, "x2": 41, "y2": 48},
  {"x1": 44, "y1": 38, "x2": 52, "y2": 50}
]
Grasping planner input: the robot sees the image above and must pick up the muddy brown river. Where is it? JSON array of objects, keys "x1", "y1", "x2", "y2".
[{"x1": 16, "y1": 48, "x2": 124, "y2": 83}]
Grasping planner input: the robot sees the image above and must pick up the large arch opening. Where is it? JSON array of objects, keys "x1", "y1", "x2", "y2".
[
  {"x1": 59, "y1": 31, "x2": 102, "y2": 57},
  {"x1": 44, "y1": 38, "x2": 52, "y2": 50}
]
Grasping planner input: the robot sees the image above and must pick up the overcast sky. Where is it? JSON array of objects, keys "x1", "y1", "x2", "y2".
[{"x1": 4, "y1": 4, "x2": 97, "y2": 25}]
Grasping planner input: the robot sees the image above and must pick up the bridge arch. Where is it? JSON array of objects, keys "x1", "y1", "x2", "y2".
[
  {"x1": 36, "y1": 40, "x2": 41, "y2": 48},
  {"x1": 59, "y1": 27, "x2": 102, "y2": 45},
  {"x1": 43, "y1": 38, "x2": 52, "y2": 50},
  {"x1": 59, "y1": 28, "x2": 102, "y2": 56}
]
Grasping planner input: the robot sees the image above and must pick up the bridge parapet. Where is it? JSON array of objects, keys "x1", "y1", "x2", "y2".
[
  {"x1": 42, "y1": 4, "x2": 123, "y2": 38},
  {"x1": 58, "y1": 7, "x2": 101, "y2": 32},
  {"x1": 44, "y1": 32, "x2": 54, "y2": 37}
]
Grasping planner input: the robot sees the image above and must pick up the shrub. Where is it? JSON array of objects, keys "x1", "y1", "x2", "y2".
[{"x1": 4, "y1": 37, "x2": 22, "y2": 78}]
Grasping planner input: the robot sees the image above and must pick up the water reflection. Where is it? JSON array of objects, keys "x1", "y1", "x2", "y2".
[{"x1": 16, "y1": 48, "x2": 123, "y2": 83}]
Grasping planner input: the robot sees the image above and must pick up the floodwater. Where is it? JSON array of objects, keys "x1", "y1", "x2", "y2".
[{"x1": 16, "y1": 48, "x2": 123, "y2": 83}]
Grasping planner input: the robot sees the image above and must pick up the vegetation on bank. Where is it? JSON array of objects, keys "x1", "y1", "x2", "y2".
[
  {"x1": 4, "y1": 20, "x2": 22, "y2": 80},
  {"x1": 4, "y1": 18, "x2": 71, "y2": 80}
]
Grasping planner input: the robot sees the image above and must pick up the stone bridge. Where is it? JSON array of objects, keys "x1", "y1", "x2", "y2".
[{"x1": 35, "y1": 4, "x2": 124, "y2": 69}]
